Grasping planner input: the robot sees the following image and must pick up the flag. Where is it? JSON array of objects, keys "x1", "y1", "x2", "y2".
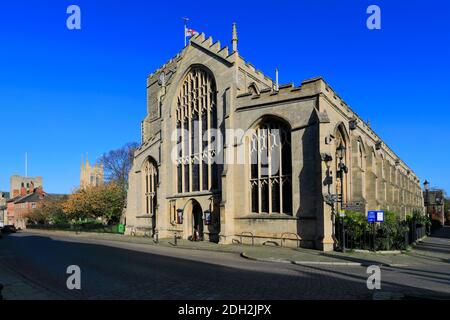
[{"x1": 185, "y1": 28, "x2": 199, "y2": 37}]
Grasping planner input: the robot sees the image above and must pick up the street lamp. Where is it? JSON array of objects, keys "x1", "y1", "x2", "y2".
[
  {"x1": 423, "y1": 180, "x2": 431, "y2": 235},
  {"x1": 336, "y1": 144, "x2": 346, "y2": 161},
  {"x1": 336, "y1": 144, "x2": 348, "y2": 209}
]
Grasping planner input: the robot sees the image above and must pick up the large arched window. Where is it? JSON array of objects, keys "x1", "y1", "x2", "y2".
[
  {"x1": 335, "y1": 126, "x2": 348, "y2": 208},
  {"x1": 143, "y1": 158, "x2": 158, "y2": 216},
  {"x1": 176, "y1": 67, "x2": 217, "y2": 193},
  {"x1": 249, "y1": 119, "x2": 292, "y2": 215}
]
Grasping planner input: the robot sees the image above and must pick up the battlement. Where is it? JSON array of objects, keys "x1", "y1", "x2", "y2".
[
  {"x1": 190, "y1": 32, "x2": 235, "y2": 63},
  {"x1": 236, "y1": 76, "x2": 420, "y2": 181}
]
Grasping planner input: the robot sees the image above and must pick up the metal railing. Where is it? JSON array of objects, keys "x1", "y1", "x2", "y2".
[
  {"x1": 281, "y1": 233, "x2": 301, "y2": 248},
  {"x1": 335, "y1": 219, "x2": 427, "y2": 252},
  {"x1": 239, "y1": 231, "x2": 254, "y2": 246}
]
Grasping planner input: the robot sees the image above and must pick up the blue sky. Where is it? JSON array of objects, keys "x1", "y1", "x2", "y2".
[{"x1": 0, "y1": 0, "x2": 449, "y2": 194}]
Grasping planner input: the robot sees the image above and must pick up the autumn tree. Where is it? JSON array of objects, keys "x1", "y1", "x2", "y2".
[
  {"x1": 63, "y1": 183, "x2": 125, "y2": 225},
  {"x1": 63, "y1": 191, "x2": 92, "y2": 222}
]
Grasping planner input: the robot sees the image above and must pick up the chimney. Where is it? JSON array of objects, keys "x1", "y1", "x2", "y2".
[
  {"x1": 21, "y1": 186, "x2": 27, "y2": 196},
  {"x1": 37, "y1": 186, "x2": 44, "y2": 197},
  {"x1": 13, "y1": 190, "x2": 19, "y2": 198},
  {"x1": 29, "y1": 181, "x2": 34, "y2": 194}
]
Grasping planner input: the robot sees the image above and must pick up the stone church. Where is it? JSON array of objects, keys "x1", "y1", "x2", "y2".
[{"x1": 124, "y1": 24, "x2": 424, "y2": 251}]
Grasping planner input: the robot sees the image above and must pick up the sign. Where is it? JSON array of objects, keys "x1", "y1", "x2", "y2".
[
  {"x1": 339, "y1": 210, "x2": 346, "y2": 217},
  {"x1": 367, "y1": 211, "x2": 376, "y2": 223},
  {"x1": 204, "y1": 210, "x2": 212, "y2": 225},
  {"x1": 368, "y1": 210, "x2": 384, "y2": 223},
  {"x1": 177, "y1": 209, "x2": 184, "y2": 224},
  {"x1": 343, "y1": 201, "x2": 366, "y2": 212},
  {"x1": 376, "y1": 211, "x2": 384, "y2": 222}
]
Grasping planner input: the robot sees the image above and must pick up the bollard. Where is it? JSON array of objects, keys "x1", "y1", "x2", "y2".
[
  {"x1": 154, "y1": 230, "x2": 159, "y2": 244},
  {"x1": 174, "y1": 232, "x2": 178, "y2": 246}
]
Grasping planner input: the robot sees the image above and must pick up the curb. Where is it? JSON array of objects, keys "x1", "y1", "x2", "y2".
[
  {"x1": 241, "y1": 252, "x2": 362, "y2": 266},
  {"x1": 241, "y1": 252, "x2": 409, "y2": 267},
  {"x1": 353, "y1": 249, "x2": 403, "y2": 255}
]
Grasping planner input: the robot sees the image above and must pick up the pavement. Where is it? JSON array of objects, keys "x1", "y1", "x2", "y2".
[{"x1": 0, "y1": 227, "x2": 449, "y2": 300}]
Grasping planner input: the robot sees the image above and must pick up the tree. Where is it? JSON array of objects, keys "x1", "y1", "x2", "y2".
[
  {"x1": 63, "y1": 190, "x2": 93, "y2": 222},
  {"x1": 25, "y1": 195, "x2": 69, "y2": 225},
  {"x1": 63, "y1": 183, "x2": 125, "y2": 225},
  {"x1": 99, "y1": 142, "x2": 139, "y2": 191}
]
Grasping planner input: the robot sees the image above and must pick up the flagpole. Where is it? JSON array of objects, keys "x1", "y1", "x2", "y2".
[{"x1": 182, "y1": 17, "x2": 189, "y2": 47}]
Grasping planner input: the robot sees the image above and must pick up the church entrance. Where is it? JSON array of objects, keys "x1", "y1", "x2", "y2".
[{"x1": 191, "y1": 201, "x2": 204, "y2": 241}]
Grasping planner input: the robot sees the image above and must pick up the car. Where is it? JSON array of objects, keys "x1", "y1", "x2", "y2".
[{"x1": 1, "y1": 225, "x2": 17, "y2": 234}]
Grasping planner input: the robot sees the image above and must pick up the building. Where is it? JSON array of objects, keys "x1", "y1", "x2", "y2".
[
  {"x1": 0, "y1": 191, "x2": 9, "y2": 227},
  {"x1": 424, "y1": 189, "x2": 445, "y2": 227},
  {"x1": 6, "y1": 184, "x2": 46, "y2": 229},
  {"x1": 10, "y1": 175, "x2": 42, "y2": 198},
  {"x1": 124, "y1": 24, "x2": 424, "y2": 251},
  {"x1": 80, "y1": 158, "x2": 104, "y2": 189}
]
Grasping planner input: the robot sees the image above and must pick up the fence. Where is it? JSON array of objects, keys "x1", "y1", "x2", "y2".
[
  {"x1": 26, "y1": 223, "x2": 124, "y2": 234},
  {"x1": 335, "y1": 219, "x2": 427, "y2": 252}
]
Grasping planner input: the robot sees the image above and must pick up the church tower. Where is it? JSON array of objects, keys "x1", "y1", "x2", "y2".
[{"x1": 80, "y1": 154, "x2": 104, "y2": 189}]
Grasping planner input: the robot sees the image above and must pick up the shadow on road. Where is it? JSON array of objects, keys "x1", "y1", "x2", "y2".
[{"x1": 1, "y1": 233, "x2": 449, "y2": 300}]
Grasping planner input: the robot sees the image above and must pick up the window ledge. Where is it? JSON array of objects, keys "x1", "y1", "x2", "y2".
[
  {"x1": 136, "y1": 215, "x2": 152, "y2": 219},
  {"x1": 236, "y1": 213, "x2": 296, "y2": 220}
]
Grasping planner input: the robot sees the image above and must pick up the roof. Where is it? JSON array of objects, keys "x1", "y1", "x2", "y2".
[
  {"x1": 14, "y1": 192, "x2": 46, "y2": 204},
  {"x1": 7, "y1": 188, "x2": 47, "y2": 204}
]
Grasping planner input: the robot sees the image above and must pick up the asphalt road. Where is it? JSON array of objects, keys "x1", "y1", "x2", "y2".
[{"x1": 1, "y1": 231, "x2": 449, "y2": 300}]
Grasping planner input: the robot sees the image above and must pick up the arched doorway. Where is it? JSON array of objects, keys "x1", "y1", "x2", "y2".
[{"x1": 191, "y1": 201, "x2": 204, "y2": 241}]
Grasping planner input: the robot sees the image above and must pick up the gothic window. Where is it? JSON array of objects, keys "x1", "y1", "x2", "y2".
[
  {"x1": 176, "y1": 67, "x2": 217, "y2": 193},
  {"x1": 357, "y1": 140, "x2": 365, "y2": 170},
  {"x1": 143, "y1": 159, "x2": 158, "y2": 216},
  {"x1": 249, "y1": 119, "x2": 292, "y2": 215},
  {"x1": 335, "y1": 127, "x2": 348, "y2": 207}
]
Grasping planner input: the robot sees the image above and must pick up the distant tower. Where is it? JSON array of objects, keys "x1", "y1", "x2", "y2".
[
  {"x1": 80, "y1": 155, "x2": 104, "y2": 189},
  {"x1": 232, "y1": 22, "x2": 238, "y2": 53}
]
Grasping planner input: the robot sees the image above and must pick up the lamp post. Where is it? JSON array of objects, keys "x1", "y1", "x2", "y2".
[{"x1": 424, "y1": 180, "x2": 431, "y2": 235}]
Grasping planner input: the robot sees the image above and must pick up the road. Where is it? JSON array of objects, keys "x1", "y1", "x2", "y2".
[{"x1": 1, "y1": 229, "x2": 450, "y2": 300}]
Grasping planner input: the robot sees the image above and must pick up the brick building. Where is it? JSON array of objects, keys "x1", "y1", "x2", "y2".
[
  {"x1": 424, "y1": 189, "x2": 445, "y2": 227},
  {"x1": 10, "y1": 175, "x2": 42, "y2": 198},
  {"x1": 7, "y1": 182, "x2": 46, "y2": 229}
]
